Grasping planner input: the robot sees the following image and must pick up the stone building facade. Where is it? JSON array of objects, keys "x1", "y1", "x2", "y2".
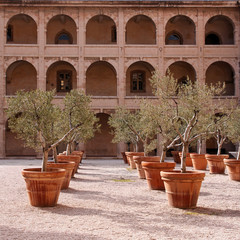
[{"x1": 0, "y1": 0, "x2": 239, "y2": 158}]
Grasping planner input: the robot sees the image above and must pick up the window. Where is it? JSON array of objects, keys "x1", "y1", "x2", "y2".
[
  {"x1": 166, "y1": 32, "x2": 182, "y2": 45},
  {"x1": 111, "y1": 26, "x2": 117, "y2": 43},
  {"x1": 55, "y1": 31, "x2": 73, "y2": 44},
  {"x1": 130, "y1": 71, "x2": 146, "y2": 92},
  {"x1": 57, "y1": 70, "x2": 72, "y2": 92},
  {"x1": 7, "y1": 25, "x2": 13, "y2": 42}
]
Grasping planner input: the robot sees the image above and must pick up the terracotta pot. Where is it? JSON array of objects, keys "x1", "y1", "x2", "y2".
[
  {"x1": 22, "y1": 168, "x2": 66, "y2": 207},
  {"x1": 205, "y1": 154, "x2": 229, "y2": 174},
  {"x1": 224, "y1": 159, "x2": 240, "y2": 181},
  {"x1": 57, "y1": 155, "x2": 81, "y2": 177},
  {"x1": 47, "y1": 161, "x2": 75, "y2": 189},
  {"x1": 125, "y1": 152, "x2": 144, "y2": 169},
  {"x1": 71, "y1": 151, "x2": 84, "y2": 164},
  {"x1": 142, "y1": 162, "x2": 176, "y2": 190},
  {"x1": 190, "y1": 153, "x2": 207, "y2": 170},
  {"x1": 171, "y1": 151, "x2": 181, "y2": 163},
  {"x1": 121, "y1": 152, "x2": 128, "y2": 164},
  {"x1": 179, "y1": 152, "x2": 193, "y2": 167},
  {"x1": 160, "y1": 170, "x2": 205, "y2": 209},
  {"x1": 133, "y1": 156, "x2": 161, "y2": 179}
]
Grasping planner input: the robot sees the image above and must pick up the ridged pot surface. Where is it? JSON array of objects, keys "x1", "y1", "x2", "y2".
[
  {"x1": 22, "y1": 168, "x2": 66, "y2": 207},
  {"x1": 133, "y1": 156, "x2": 160, "y2": 179},
  {"x1": 71, "y1": 151, "x2": 84, "y2": 163},
  {"x1": 190, "y1": 153, "x2": 207, "y2": 170},
  {"x1": 47, "y1": 161, "x2": 75, "y2": 189},
  {"x1": 224, "y1": 159, "x2": 240, "y2": 181},
  {"x1": 142, "y1": 162, "x2": 176, "y2": 190},
  {"x1": 121, "y1": 152, "x2": 128, "y2": 164},
  {"x1": 125, "y1": 152, "x2": 144, "y2": 169},
  {"x1": 57, "y1": 155, "x2": 81, "y2": 176},
  {"x1": 205, "y1": 154, "x2": 229, "y2": 174},
  {"x1": 160, "y1": 170, "x2": 205, "y2": 209},
  {"x1": 171, "y1": 151, "x2": 181, "y2": 163}
]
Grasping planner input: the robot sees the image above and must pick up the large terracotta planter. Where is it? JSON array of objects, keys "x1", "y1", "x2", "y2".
[
  {"x1": 71, "y1": 151, "x2": 84, "y2": 164},
  {"x1": 205, "y1": 154, "x2": 229, "y2": 174},
  {"x1": 160, "y1": 170, "x2": 205, "y2": 209},
  {"x1": 142, "y1": 162, "x2": 176, "y2": 190},
  {"x1": 22, "y1": 168, "x2": 66, "y2": 207},
  {"x1": 224, "y1": 159, "x2": 240, "y2": 181},
  {"x1": 125, "y1": 152, "x2": 144, "y2": 169},
  {"x1": 121, "y1": 152, "x2": 128, "y2": 164},
  {"x1": 47, "y1": 161, "x2": 75, "y2": 189},
  {"x1": 190, "y1": 153, "x2": 207, "y2": 170},
  {"x1": 57, "y1": 155, "x2": 81, "y2": 176},
  {"x1": 133, "y1": 156, "x2": 160, "y2": 179},
  {"x1": 171, "y1": 151, "x2": 181, "y2": 163},
  {"x1": 179, "y1": 152, "x2": 193, "y2": 167}
]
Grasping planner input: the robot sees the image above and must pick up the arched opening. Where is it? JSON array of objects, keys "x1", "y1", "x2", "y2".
[
  {"x1": 86, "y1": 15, "x2": 117, "y2": 44},
  {"x1": 205, "y1": 33, "x2": 221, "y2": 45},
  {"x1": 5, "y1": 119, "x2": 36, "y2": 157},
  {"x1": 86, "y1": 113, "x2": 117, "y2": 157},
  {"x1": 6, "y1": 60, "x2": 37, "y2": 95},
  {"x1": 166, "y1": 31, "x2": 183, "y2": 45},
  {"x1": 6, "y1": 14, "x2": 37, "y2": 44},
  {"x1": 126, "y1": 61, "x2": 155, "y2": 96},
  {"x1": 205, "y1": 15, "x2": 234, "y2": 45},
  {"x1": 205, "y1": 61, "x2": 235, "y2": 96},
  {"x1": 47, "y1": 14, "x2": 77, "y2": 44},
  {"x1": 55, "y1": 30, "x2": 73, "y2": 44},
  {"x1": 46, "y1": 61, "x2": 77, "y2": 96},
  {"x1": 86, "y1": 61, "x2": 117, "y2": 96},
  {"x1": 126, "y1": 15, "x2": 156, "y2": 44},
  {"x1": 165, "y1": 15, "x2": 196, "y2": 45},
  {"x1": 167, "y1": 61, "x2": 196, "y2": 84}
]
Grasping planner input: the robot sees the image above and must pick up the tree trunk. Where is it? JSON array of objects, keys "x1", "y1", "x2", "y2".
[
  {"x1": 66, "y1": 143, "x2": 72, "y2": 155},
  {"x1": 237, "y1": 145, "x2": 240, "y2": 161},
  {"x1": 197, "y1": 138, "x2": 202, "y2": 154},
  {"x1": 217, "y1": 142, "x2": 223, "y2": 155},
  {"x1": 41, "y1": 149, "x2": 49, "y2": 172},
  {"x1": 53, "y1": 146, "x2": 58, "y2": 163},
  {"x1": 181, "y1": 143, "x2": 188, "y2": 173},
  {"x1": 160, "y1": 148, "x2": 167, "y2": 163}
]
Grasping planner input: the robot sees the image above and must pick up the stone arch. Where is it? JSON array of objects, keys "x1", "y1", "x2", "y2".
[
  {"x1": 6, "y1": 60, "x2": 37, "y2": 95},
  {"x1": 86, "y1": 15, "x2": 117, "y2": 44},
  {"x1": 5, "y1": 119, "x2": 36, "y2": 157},
  {"x1": 86, "y1": 61, "x2": 117, "y2": 96},
  {"x1": 167, "y1": 61, "x2": 196, "y2": 83},
  {"x1": 205, "y1": 15, "x2": 234, "y2": 45},
  {"x1": 126, "y1": 15, "x2": 156, "y2": 44},
  {"x1": 126, "y1": 61, "x2": 155, "y2": 96},
  {"x1": 46, "y1": 61, "x2": 77, "y2": 95},
  {"x1": 85, "y1": 113, "x2": 117, "y2": 157},
  {"x1": 205, "y1": 61, "x2": 235, "y2": 96},
  {"x1": 165, "y1": 15, "x2": 196, "y2": 45},
  {"x1": 6, "y1": 14, "x2": 37, "y2": 44},
  {"x1": 46, "y1": 14, "x2": 77, "y2": 44}
]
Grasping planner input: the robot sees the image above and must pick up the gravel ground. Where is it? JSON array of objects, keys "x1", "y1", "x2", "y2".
[{"x1": 0, "y1": 158, "x2": 240, "y2": 240}]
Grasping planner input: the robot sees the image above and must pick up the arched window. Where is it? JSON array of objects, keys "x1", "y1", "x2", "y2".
[
  {"x1": 130, "y1": 70, "x2": 146, "y2": 92},
  {"x1": 57, "y1": 70, "x2": 72, "y2": 92},
  {"x1": 111, "y1": 25, "x2": 117, "y2": 43},
  {"x1": 55, "y1": 31, "x2": 73, "y2": 44},
  {"x1": 205, "y1": 33, "x2": 221, "y2": 45},
  {"x1": 166, "y1": 32, "x2": 182, "y2": 45}
]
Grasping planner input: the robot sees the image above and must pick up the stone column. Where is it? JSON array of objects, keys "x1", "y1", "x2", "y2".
[
  {"x1": 0, "y1": 9, "x2": 5, "y2": 158},
  {"x1": 117, "y1": 142, "x2": 125, "y2": 159},
  {"x1": 118, "y1": 8, "x2": 125, "y2": 106},
  {"x1": 37, "y1": 9, "x2": 46, "y2": 90}
]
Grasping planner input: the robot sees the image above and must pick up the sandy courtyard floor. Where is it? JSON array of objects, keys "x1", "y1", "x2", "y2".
[{"x1": 0, "y1": 158, "x2": 240, "y2": 240}]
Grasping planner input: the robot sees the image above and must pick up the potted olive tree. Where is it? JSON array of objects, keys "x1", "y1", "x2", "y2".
[
  {"x1": 6, "y1": 89, "x2": 93, "y2": 206},
  {"x1": 150, "y1": 71, "x2": 224, "y2": 208},
  {"x1": 57, "y1": 90, "x2": 99, "y2": 174}
]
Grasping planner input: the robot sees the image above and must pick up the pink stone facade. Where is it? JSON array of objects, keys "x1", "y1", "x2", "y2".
[{"x1": 0, "y1": 0, "x2": 239, "y2": 158}]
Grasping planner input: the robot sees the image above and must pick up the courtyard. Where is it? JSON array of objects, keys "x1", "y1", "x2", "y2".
[{"x1": 0, "y1": 158, "x2": 239, "y2": 240}]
